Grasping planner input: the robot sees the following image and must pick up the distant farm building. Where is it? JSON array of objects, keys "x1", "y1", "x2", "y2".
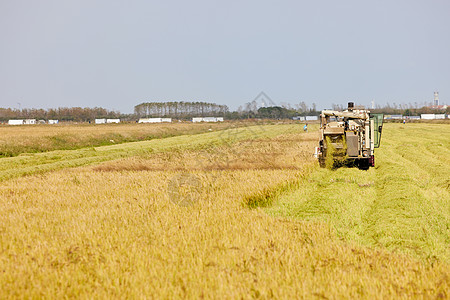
[
  {"x1": 421, "y1": 114, "x2": 436, "y2": 120},
  {"x1": 139, "y1": 118, "x2": 160, "y2": 123},
  {"x1": 138, "y1": 118, "x2": 172, "y2": 123},
  {"x1": 106, "y1": 119, "x2": 120, "y2": 124},
  {"x1": 8, "y1": 119, "x2": 24, "y2": 125},
  {"x1": 384, "y1": 115, "x2": 403, "y2": 120},
  {"x1": 24, "y1": 119, "x2": 36, "y2": 125},
  {"x1": 192, "y1": 117, "x2": 224, "y2": 123},
  {"x1": 95, "y1": 119, "x2": 107, "y2": 124},
  {"x1": 48, "y1": 120, "x2": 59, "y2": 124},
  {"x1": 435, "y1": 114, "x2": 446, "y2": 120},
  {"x1": 293, "y1": 116, "x2": 319, "y2": 121}
]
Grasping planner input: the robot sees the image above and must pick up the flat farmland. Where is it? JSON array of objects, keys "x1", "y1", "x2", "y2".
[
  {"x1": 0, "y1": 122, "x2": 237, "y2": 157},
  {"x1": 0, "y1": 122, "x2": 448, "y2": 298}
]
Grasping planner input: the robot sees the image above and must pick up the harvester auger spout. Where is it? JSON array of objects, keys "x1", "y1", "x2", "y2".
[{"x1": 314, "y1": 102, "x2": 384, "y2": 170}]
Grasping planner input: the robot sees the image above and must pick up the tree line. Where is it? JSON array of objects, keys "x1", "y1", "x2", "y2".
[
  {"x1": 1, "y1": 100, "x2": 447, "y2": 123},
  {"x1": 134, "y1": 101, "x2": 229, "y2": 118},
  {"x1": 0, "y1": 107, "x2": 121, "y2": 122},
  {"x1": 369, "y1": 105, "x2": 449, "y2": 115},
  {"x1": 229, "y1": 99, "x2": 320, "y2": 119},
  {"x1": 133, "y1": 100, "x2": 322, "y2": 120}
]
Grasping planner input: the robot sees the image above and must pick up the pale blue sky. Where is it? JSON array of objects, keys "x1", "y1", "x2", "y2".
[{"x1": 1, "y1": 0, "x2": 449, "y2": 113}]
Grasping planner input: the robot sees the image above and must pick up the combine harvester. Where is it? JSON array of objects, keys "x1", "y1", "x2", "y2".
[{"x1": 315, "y1": 102, "x2": 383, "y2": 170}]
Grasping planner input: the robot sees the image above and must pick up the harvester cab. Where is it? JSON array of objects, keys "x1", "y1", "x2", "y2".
[{"x1": 314, "y1": 102, "x2": 383, "y2": 170}]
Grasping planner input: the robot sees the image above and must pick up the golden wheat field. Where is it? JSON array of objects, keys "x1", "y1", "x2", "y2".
[
  {"x1": 0, "y1": 122, "x2": 237, "y2": 157},
  {"x1": 0, "y1": 122, "x2": 448, "y2": 299}
]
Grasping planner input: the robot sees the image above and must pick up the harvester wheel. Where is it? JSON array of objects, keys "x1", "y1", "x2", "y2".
[
  {"x1": 319, "y1": 158, "x2": 326, "y2": 168},
  {"x1": 357, "y1": 159, "x2": 370, "y2": 170}
]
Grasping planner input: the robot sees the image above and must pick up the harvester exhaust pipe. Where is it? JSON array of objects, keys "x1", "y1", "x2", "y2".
[{"x1": 348, "y1": 102, "x2": 354, "y2": 111}]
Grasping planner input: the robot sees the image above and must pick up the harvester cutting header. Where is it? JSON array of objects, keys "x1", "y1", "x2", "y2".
[{"x1": 315, "y1": 102, "x2": 383, "y2": 170}]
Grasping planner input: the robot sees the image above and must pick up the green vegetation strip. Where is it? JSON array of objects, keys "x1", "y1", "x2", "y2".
[
  {"x1": 0, "y1": 124, "x2": 298, "y2": 182},
  {"x1": 264, "y1": 123, "x2": 450, "y2": 262}
]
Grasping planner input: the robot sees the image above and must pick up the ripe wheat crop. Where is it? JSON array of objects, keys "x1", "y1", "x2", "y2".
[
  {"x1": 0, "y1": 122, "x2": 448, "y2": 298},
  {"x1": 0, "y1": 122, "x2": 237, "y2": 157}
]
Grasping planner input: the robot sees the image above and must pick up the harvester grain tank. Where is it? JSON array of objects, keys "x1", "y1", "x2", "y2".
[{"x1": 315, "y1": 102, "x2": 383, "y2": 170}]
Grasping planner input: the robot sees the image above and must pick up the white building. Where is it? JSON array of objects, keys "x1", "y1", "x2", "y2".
[
  {"x1": 139, "y1": 118, "x2": 161, "y2": 123},
  {"x1": 48, "y1": 120, "x2": 59, "y2": 124},
  {"x1": 203, "y1": 117, "x2": 218, "y2": 122},
  {"x1": 305, "y1": 116, "x2": 319, "y2": 121},
  {"x1": 138, "y1": 118, "x2": 172, "y2": 123},
  {"x1": 106, "y1": 119, "x2": 120, "y2": 124},
  {"x1": 435, "y1": 114, "x2": 445, "y2": 120},
  {"x1": 95, "y1": 119, "x2": 106, "y2": 124},
  {"x1": 421, "y1": 114, "x2": 435, "y2": 120},
  {"x1": 24, "y1": 119, "x2": 36, "y2": 125},
  {"x1": 192, "y1": 117, "x2": 224, "y2": 123},
  {"x1": 8, "y1": 119, "x2": 24, "y2": 125}
]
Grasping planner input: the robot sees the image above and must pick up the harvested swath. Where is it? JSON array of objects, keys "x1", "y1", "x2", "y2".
[
  {"x1": 267, "y1": 123, "x2": 450, "y2": 262},
  {"x1": 93, "y1": 133, "x2": 316, "y2": 172}
]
